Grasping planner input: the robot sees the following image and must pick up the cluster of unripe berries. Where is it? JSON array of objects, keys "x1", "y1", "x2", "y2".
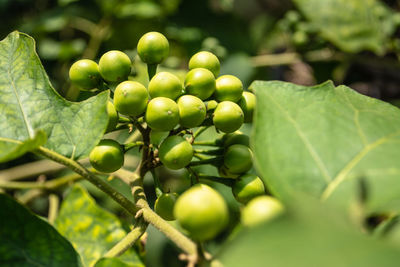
[{"x1": 69, "y1": 32, "x2": 283, "y2": 242}]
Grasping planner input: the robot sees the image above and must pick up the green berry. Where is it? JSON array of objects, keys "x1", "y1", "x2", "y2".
[
  {"x1": 238, "y1": 91, "x2": 256, "y2": 123},
  {"x1": 177, "y1": 95, "x2": 206, "y2": 128},
  {"x1": 174, "y1": 184, "x2": 229, "y2": 241},
  {"x1": 188, "y1": 51, "x2": 220, "y2": 77},
  {"x1": 206, "y1": 100, "x2": 218, "y2": 112},
  {"x1": 148, "y1": 72, "x2": 183, "y2": 100},
  {"x1": 105, "y1": 101, "x2": 119, "y2": 133},
  {"x1": 184, "y1": 68, "x2": 216, "y2": 100},
  {"x1": 159, "y1": 136, "x2": 193, "y2": 170},
  {"x1": 214, "y1": 75, "x2": 243, "y2": 102},
  {"x1": 114, "y1": 81, "x2": 148, "y2": 116},
  {"x1": 232, "y1": 174, "x2": 265, "y2": 204},
  {"x1": 145, "y1": 97, "x2": 179, "y2": 131},
  {"x1": 241, "y1": 196, "x2": 284, "y2": 227},
  {"x1": 99, "y1": 50, "x2": 131, "y2": 82},
  {"x1": 224, "y1": 144, "x2": 253, "y2": 174},
  {"x1": 213, "y1": 101, "x2": 244, "y2": 133},
  {"x1": 69, "y1": 59, "x2": 102, "y2": 90},
  {"x1": 137, "y1": 32, "x2": 169, "y2": 64},
  {"x1": 222, "y1": 131, "x2": 250, "y2": 147},
  {"x1": 155, "y1": 193, "x2": 179, "y2": 221},
  {"x1": 89, "y1": 139, "x2": 124, "y2": 173}
]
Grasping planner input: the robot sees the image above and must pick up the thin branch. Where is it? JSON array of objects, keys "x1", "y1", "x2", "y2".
[
  {"x1": 48, "y1": 194, "x2": 59, "y2": 224},
  {"x1": 0, "y1": 173, "x2": 83, "y2": 190}
]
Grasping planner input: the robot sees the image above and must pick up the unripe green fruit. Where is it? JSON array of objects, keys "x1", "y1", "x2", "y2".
[
  {"x1": 241, "y1": 196, "x2": 284, "y2": 227},
  {"x1": 177, "y1": 95, "x2": 206, "y2": 128},
  {"x1": 222, "y1": 131, "x2": 249, "y2": 147},
  {"x1": 238, "y1": 91, "x2": 256, "y2": 123},
  {"x1": 155, "y1": 193, "x2": 179, "y2": 221},
  {"x1": 69, "y1": 59, "x2": 102, "y2": 90},
  {"x1": 214, "y1": 75, "x2": 243, "y2": 102},
  {"x1": 145, "y1": 97, "x2": 179, "y2": 131},
  {"x1": 89, "y1": 139, "x2": 124, "y2": 173},
  {"x1": 137, "y1": 32, "x2": 169, "y2": 64},
  {"x1": 148, "y1": 72, "x2": 183, "y2": 100},
  {"x1": 206, "y1": 100, "x2": 218, "y2": 112},
  {"x1": 213, "y1": 101, "x2": 244, "y2": 133},
  {"x1": 232, "y1": 174, "x2": 265, "y2": 204},
  {"x1": 159, "y1": 136, "x2": 193, "y2": 170},
  {"x1": 105, "y1": 101, "x2": 119, "y2": 133},
  {"x1": 114, "y1": 81, "x2": 148, "y2": 116},
  {"x1": 224, "y1": 144, "x2": 252, "y2": 174},
  {"x1": 98, "y1": 50, "x2": 131, "y2": 82},
  {"x1": 184, "y1": 68, "x2": 216, "y2": 100},
  {"x1": 174, "y1": 184, "x2": 229, "y2": 241},
  {"x1": 188, "y1": 51, "x2": 220, "y2": 77}
]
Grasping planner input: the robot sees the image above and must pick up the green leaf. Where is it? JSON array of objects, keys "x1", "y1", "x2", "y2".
[
  {"x1": 251, "y1": 80, "x2": 400, "y2": 213},
  {"x1": 94, "y1": 257, "x2": 143, "y2": 267},
  {"x1": 293, "y1": 0, "x2": 395, "y2": 54},
  {"x1": 217, "y1": 199, "x2": 400, "y2": 267},
  {"x1": 0, "y1": 194, "x2": 82, "y2": 267},
  {"x1": 0, "y1": 31, "x2": 108, "y2": 160},
  {"x1": 55, "y1": 185, "x2": 144, "y2": 267}
]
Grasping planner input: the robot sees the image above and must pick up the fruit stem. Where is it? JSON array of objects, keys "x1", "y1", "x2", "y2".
[
  {"x1": 151, "y1": 169, "x2": 164, "y2": 197},
  {"x1": 194, "y1": 148, "x2": 224, "y2": 155},
  {"x1": 48, "y1": 194, "x2": 59, "y2": 225},
  {"x1": 188, "y1": 157, "x2": 223, "y2": 167},
  {"x1": 193, "y1": 140, "x2": 220, "y2": 146},
  {"x1": 123, "y1": 141, "x2": 145, "y2": 152},
  {"x1": 147, "y1": 64, "x2": 158, "y2": 80}
]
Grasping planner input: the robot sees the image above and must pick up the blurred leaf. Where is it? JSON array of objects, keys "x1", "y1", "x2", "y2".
[
  {"x1": 95, "y1": 257, "x2": 143, "y2": 267},
  {"x1": 39, "y1": 38, "x2": 86, "y2": 60},
  {"x1": 55, "y1": 185, "x2": 144, "y2": 267},
  {"x1": 0, "y1": 31, "x2": 109, "y2": 160},
  {"x1": 293, "y1": 0, "x2": 395, "y2": 54},
  {"x1": 251, "y1": 80, "x2": 400, "y2": 213},
  {"x1": 0, "y1": 194, "x2": 82, "y2": 267},
  {"x1": 116, "y1": 2, "x2": 162, "y2": 19},
  {"x1": 220, "y1": 53, "x2": 255, "y2": 87}
]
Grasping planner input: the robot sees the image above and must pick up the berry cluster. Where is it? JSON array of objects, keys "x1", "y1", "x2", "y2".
[{"x1": 69, "y1": 32, "x2": 282, "y2": 241}]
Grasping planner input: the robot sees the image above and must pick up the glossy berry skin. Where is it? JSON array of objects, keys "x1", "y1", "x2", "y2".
[
  {"x1": 177, "y1": 95, "x2": 206, "y2": 128},
  {"x1": 184, "y1": 68, "x2": 216, "y2": 100},
  {"x1": 154, "y1": 193, "x2": 179, "y2": 221},
  {"x1": 114, "y1": 81, "x2": 148, "y2": 116},
  {"x1": 224, "y1": 144, "x2": 253, "y2": 174},
  {"x1": 89, "y1": 139, "x2": 124, "y2": 173},
  {"x1": 188, "y1": 51, "x2": 220, "y2": 77},
  {"x1": 214, "y1": 75, "x2": 243, "y2": 102},
  {"x1": 137, "y1": 32, "x2": 169, "y2": 64},
  {"x1": 232, "y1": 174, "x2": 265, "y2": 204},
  {"x1": 148, "y1": 72, "x2": 183, "y2": 100},
  {"x1": 105, "y1": 101, "x2": 119, "y2": 133},
  {"x1": 174, "y1": 184, "x2": 229, "y2": 241},
  {"x1": 238, "y1": 91, "x2": 256, "y2": 123},
  {"x1": 241, "y1": 196, "x2": 284, "y2": 227},
  {"x1": 69, "y1": 59, "x2": 102, "y2": 90},
  {"x1": 98, "y1": 50, "x2": 131, "y2": 82},
  {"x1": 213, "y1": 101, "x2": 244, "y2": 133},
  {"x1": 145, "y1": 97, "x2": 179, "y2": 131},
  {"x1": 222, "y1": 131, "x2": 250, "y2": 147},
  {"x1": 159, "y1": 136, "x2": 193, "y2": 170}
]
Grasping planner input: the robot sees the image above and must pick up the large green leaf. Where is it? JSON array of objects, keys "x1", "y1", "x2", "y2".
[
  {"x1": 293, "y1": 0, "x2": 395, "y2": 54},
  {"x1": 251, "y1": 80, "x2": 400, "y2": 212},
  {"x1": 55, "y1": 185, "x2": 144, "y2": 267},
  {"x1": 217, "y1": 199, "x2": 400, "y2": 267},
  {"x1": 0, "y1": 194, "x2": 82, "y2": 267},
  {"x1": 0, "y1": 31, "x2": 108, "y2": 160}
]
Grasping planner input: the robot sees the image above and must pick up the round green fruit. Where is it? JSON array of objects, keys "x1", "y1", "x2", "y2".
[
  {"x1": 69, "y1": 59, "x2": 102, "y2": 90},
  {"x1": 137, "y1": 32, "x2": 169, "y2": 64},
  {"x1": 224, "y1": 144, "x2": 252, "y2": 174},
  {"x1": 238, "y1": 91, "x2": 256, "y2": 123},
  {"x1": 98, "y1": 50, "x2": 131, "y2": 82},
  {"x1": 206, "y1": 100, "x2": 218, "y2": 112},
  {"x1": 184, "y1": 68, "x2": 216, "y2": 100},
  {"x1": 148, "y1": 72, "x2": 183, "y2": 100},
  {"x1": 232, "y1": 174, "x2": 265, "y2": 204},
  {"x1": 174, "y1": 184, "x2": 229, "y2": 241},
  {"x1": 105, "y1": 101, "x2": 119, "y2": 133},
  {"x1": 214, "y1": 75, "x2": 243, "y2": 102},
  {"x1": 177, "y1": 95, "x2": 206, "y2": 128},
  {"x1": 113, "y1": 81, "x2": 148, "y2": 116},
  {"x1": 213, "y1": 101, "x2": 244, "y2": 133},
  {"x1": 145, "y1": 97, "x2": 179, "y2": 131},
  {"x1": 188, "y1": 51, "x2": 220, "y2": 77},
  {"x1": 89, "y1": 139, "x2": 124, "y2": 173},
  {"x1": 222, "y1": 131, "x2": 249, "y2": 147},
  {"x1": 155, "y1": 193, "x2": 179, "y2": 221},
  {"x1": 159, "y1": 136, "x2": 193, "y2": 170},
  {"x1": 241, "y1": 196, "x2": 284, "y2": 227}
]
